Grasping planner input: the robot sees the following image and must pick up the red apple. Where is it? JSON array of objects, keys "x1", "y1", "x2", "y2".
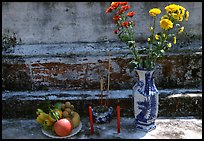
[{"x1": 54, "y1": 118, "x2": 73, "y2": 137}]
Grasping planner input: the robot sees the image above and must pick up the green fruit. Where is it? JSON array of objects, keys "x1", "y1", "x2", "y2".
[
  {"x1": 71, "y1": 112, "x2": 80, "y2": 128},
  {"x1": 49, "y1": 109, "x2": 62, "y2": 122},
  {"x1": 54, "y1": 102, "x2": 63, "y2": 110}
]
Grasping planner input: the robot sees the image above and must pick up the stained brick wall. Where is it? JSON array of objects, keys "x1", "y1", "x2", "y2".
[{"x1": 2, "y1": 43, "x2": 202, "y2": 91}]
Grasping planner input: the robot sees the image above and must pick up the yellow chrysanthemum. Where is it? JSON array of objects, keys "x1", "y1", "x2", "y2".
[
  {"x1": 155, "y1": 34, "x2": 160, "y2": 40},
  {"x1": 149, "y1": 8, "x2": 161, "y2": 17},
  {"x1": 173, "y1": 36, "x2": 177, "y2": 44},
  {"x1": 147, "y1": 38, "x2": 151, "y2": 42},
  {"x1": 165, "y1": 4, "x2": 179, "y2": 13},
  {"x1": 185, "y1": 11, "x2": 189, "y2": 21},
  {"x1": 178, "y1": 5, "x2": 186, "y2": 15},
  {"x1": 179, "y1": 27, "x2": 184, "y2": 33},
  {"x1": 171, "y1": 13, "x2": 180, "y2": 21},
  {"x1": 178, "y1": 15, "x2": 184, "y2": 21},
  {"x1": 165, "y1": 4, "x2": 186, "y2": 21},
  {"x1": 160, "y1": 19, "x2": 173, "y2": 30},
  {"x1": 161, "y1": 15, "x2": 169, "y2": 20}
]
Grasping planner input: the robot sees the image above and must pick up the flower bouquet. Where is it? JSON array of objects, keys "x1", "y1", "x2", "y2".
[
  {"x1": 105, "y1": 2, "x2": 189, "y2": 71},
  {"x1": 105, "y1": 2, "x2": 190, "y2": 132}
]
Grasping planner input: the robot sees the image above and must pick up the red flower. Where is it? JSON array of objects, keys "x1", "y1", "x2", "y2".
[
  {"x1": 117, "y1": 9, "x2": 125, "y2": 15},
  {"x1": 122, "y1": 21, "x2": 129, "y2": 28},
  {"x1": 105, "y1": 6, "x2": 113, "y2": 13},
  {"x1": 119, "y1": 2, "x2": 128, "y2": 6},
  {"x1": 126, "y1": 11, "x2": 136, "y2": 17},
  {"x1": 113, "y1": 15, "x2": 121, "y2": 22},
  {"x1": 121, "y1": 5, "x2": 130, "y2": 11},
  {"x1": 111, "y1": 2, "x2": 119, "y2": 9},
  {"x1": 113, "y1": 29, "x2": 118, "y2": 34}
]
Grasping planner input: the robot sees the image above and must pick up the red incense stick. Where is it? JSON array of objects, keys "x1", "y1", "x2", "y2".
[{"x1": 117, "y1": 105, "x2": 120, "y2": 133}]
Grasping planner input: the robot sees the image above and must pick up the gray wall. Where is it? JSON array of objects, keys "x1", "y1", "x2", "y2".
[
  {"x1": 2, "y1": 2, "x2": 202, "y2": 44},
  {"x1": 2, "y1": 2, "x2": 202, "y2": 91}
]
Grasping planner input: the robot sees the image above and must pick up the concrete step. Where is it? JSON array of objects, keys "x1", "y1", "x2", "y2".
[
  {"x1": 2, "y1": 88, "x2": 202, "y2": 119},
  {"x1": 2, "y1": 117, "x2": 202, "y2": 139}
]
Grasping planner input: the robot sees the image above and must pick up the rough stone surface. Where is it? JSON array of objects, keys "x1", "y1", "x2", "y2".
[
  {"x1": 2, "y1": 117, "x2": 202, "y2": 139},
  {"x1": 2, "y1": 2, "x2": 202, "y2": 44},
  {"x1": 2, "y1": 42, "x2": 202, "y2": 91},
  {"x1": 2, "y1": 89, "x2": 202, "y2": 119},
  {"x1": 2, "y1": 63, "x2": 33, "y2": 91}
]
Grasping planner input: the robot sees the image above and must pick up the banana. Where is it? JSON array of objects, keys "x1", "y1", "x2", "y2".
[
  {"x1": 36, "y1": 109, "x2": 44, "y2": 115},
  {"x1": 38, "y1": 112, "x2": 49, "y2": 121},
  {"x1": 36, "y1": 116, "x2": 44, "y2": 124},
  {"x1": 44, "y1": 118, "x2": 54, "y2": 127}
]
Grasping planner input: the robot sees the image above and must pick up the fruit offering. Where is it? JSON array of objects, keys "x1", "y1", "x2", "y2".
[{"x1": 35, "y1": 101, "x2": 81, "y2": 137}]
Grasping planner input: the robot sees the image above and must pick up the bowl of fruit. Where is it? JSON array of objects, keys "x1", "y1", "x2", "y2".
[{"x1": 35, "y1": 101, "x2": 82, "y2": 138}]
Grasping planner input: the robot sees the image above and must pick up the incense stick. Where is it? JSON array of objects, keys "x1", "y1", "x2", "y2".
[
  {"x1": 106, "y1": 51, "x2": 111, "y2": 107},
  {"x1": 100, "y1": 76, "x2": 103, "y2": 106}
]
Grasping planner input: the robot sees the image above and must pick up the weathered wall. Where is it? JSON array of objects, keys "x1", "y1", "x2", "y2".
[
  {"x1": 2, "y1": 2, "x2": 202, "y2": 91},
  {"x1": 2, "y1": 43, "x2": 202, "y2": 91},
  {"x1": 2, "y1": 2, "x2": 202, "y2": 44}
]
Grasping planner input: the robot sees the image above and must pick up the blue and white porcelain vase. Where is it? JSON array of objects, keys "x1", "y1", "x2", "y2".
[
  {"x1": 133, "y1": 69, "x2": 159, "y2": 132},
  {"x1": 92, "y1": 106, "x2": 113, "y2": 124}
]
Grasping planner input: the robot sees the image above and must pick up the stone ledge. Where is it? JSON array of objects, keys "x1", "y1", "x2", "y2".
[
  {"x1": 2, "y1": 88, "x2": 202, "y2": 100},
  {"x1": 2, "y1": 89, "x2": 202, "y2": 119},
  {"x1": 2, "y1": 40, "x2": 202, "y2": 57}
]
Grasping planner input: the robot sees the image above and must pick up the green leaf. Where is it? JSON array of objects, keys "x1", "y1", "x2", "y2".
[
  {"x1": 120, "y1": 34, "x2": 130, "y2": 42},
  {"x1": 160, "y1": 49, "x2": 165, "y2": 54},
  {"x1": 138, "y1": 49, "x2": 146, "y2": 54},
  {"x1": 127, "y1": 41, "x2": 135, "y2": 47},
  {"x1": 129, "y1": 61, "x2": 139, "y2": 72}
]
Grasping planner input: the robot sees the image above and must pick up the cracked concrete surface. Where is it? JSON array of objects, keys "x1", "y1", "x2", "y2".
[{"x1": 2, "y1": 117, "x2": 202, "y2": 139}]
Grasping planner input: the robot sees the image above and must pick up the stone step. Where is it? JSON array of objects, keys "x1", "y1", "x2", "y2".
[{"x1": 2, "y1": 88, "x2": 202, "y2": 119}]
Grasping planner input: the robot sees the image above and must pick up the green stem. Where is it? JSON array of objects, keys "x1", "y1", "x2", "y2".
[{"x1": 148, "y1": 16, "x2": 156, "y2": 70}]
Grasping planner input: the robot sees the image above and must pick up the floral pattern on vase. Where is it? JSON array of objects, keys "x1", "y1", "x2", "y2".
[
  {"x1": 133, "y1": 69, "x2": 159, "y2": 132},
  {"x1": 92, "y1": 106, "x2": 113, "y2": 124}
]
